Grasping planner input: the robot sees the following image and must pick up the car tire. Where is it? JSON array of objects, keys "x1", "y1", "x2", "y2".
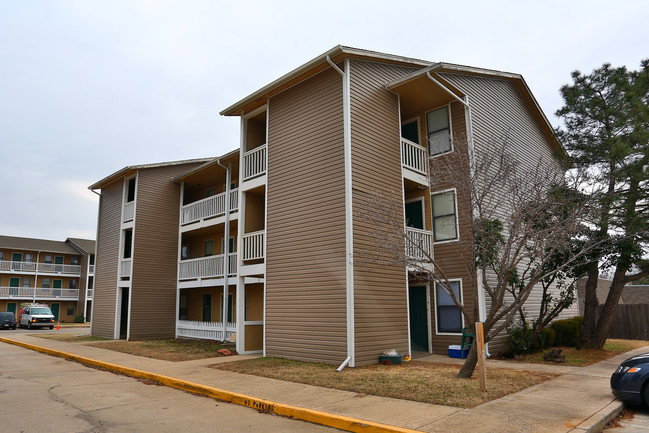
[{"x1": 49, "y1": 326, "x2": 54, "y2": 329}]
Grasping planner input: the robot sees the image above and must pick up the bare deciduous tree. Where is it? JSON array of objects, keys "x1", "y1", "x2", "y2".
[{"x1": 356, "y1": 133, "x2": 595, "y2": 378}]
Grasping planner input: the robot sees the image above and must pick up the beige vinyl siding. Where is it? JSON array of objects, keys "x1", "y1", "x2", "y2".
[
  {"x1": 349, "y1": 60, "x2": 417, "y2": 365},
  {"x1": 265, "y1": 67, "x2": 348, "y2": 364},
  {"x1": 129, "y1": 163, "x2": 202, "y2": 340},
  {"x1": 426, "y1": 100, "x2": 477, "y2": 354},
  {"x1": 439, "y1": 73, "x2": 578, "y2": 350},
  {"x1": 92, "y1": 179, "x2": 122, "y2": 338}
]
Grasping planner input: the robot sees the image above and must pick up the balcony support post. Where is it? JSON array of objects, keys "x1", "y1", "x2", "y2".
[{"x1": 217, "y1": 158, "x2": 232, "y2": 341}]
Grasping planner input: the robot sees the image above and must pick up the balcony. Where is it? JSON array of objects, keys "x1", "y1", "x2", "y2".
[
  {"x1": 89, "y1": 264, "x2": 95, "y2": 275},
  {"x1": 178, "y1": 253, "x2": 238, "y2": 281},
  {"x1": 120, "y1": 258, "x2": 132, "y2": 278},
  {"x1": 405, "y1": 227, "x2": 433, "y2": 261},
  {"x1": 242, "y1": 230, "x2": 265, "y2": 261},
  {"x1": 176, "y1": 320, "x2": 236, "y2": 341},
  {"x1": 181, "y1": 188, "x2": 239, "y2": 226},
  {"x1": 243, "y1": 144, "x2": 267, "y2": 182},
  {"x1": 0, "y1": 287, "x2": 79, "y2": 300},
  {"x1": 401, "y1": 138, "x2": 428, "y2": 185},
  {"x1": 123, "y1": 201, "x2": 135, "y2": 223},
  {"x1": 0, "y1": 260, "x2": 81, "y2": 276},
  {"x1": 86, "y1": 289, "x2": 94, "y2": 299}
]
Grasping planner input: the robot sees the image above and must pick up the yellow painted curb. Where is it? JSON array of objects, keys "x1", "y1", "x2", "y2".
[{"x1": 0, "y1": 337, "x2": 421, "y2": 433}]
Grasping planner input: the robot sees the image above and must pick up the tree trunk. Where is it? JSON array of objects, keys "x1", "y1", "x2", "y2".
[
  {"x1": 587, "y1": 269, "x2": 628, "y2": 349},
  {"x1": 579, "y1": 265, "x2": 600, "y2": 347},
  {"x1": 457, "y1": 342, "x2": 478, "y2": 378}
]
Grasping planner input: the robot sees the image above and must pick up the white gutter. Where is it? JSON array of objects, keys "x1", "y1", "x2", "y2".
[
  {"x1": 216, "y1": 158, "x2": 231, "y2": 342},
  {"x1": 327, "y1": 55, "x2": 355, "y2": 371}
]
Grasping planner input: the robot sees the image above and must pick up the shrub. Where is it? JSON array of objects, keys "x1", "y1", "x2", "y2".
[
  {"x1": 505, "y1": 321, "x2": 533, "y2": 356},
  {"x1": 551, "y1": 316, "x2": 583, "y2": 347},
  {"x1": 532, "y1": 327, "x2": 556, "y2": 351},
  {"x1": 73, "y1": 315, "x2": 85, "y2": 323}
]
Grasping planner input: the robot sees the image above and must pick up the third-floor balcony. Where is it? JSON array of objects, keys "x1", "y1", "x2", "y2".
[
  {"x1": 178, "y1": 253, "x2": 238, "y2": 281},
  {"x1": 242, "y1": 144, "x2": 267, "y2": 183},
  {"x1": 181, "y1": 189, "x2": 239, "y2": 226},
  {"x1": 401, "y1": 138, "x2": 428, "y2": 185},
  {"x1": 405, "y1": 227, "x2": 433, "y2": 261},
  {"x1": 0, "y1": 260, "x2": 81, "y2": 276}
]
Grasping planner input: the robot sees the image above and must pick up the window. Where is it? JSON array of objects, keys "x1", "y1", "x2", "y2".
[
  {"x1": 69, "y1": 280, "x2": 77, "y2": 290},
  {"x1": 22, "y1": 277, "x2": 31, "y2": 287},
  {"x1": 71, "y1": 256, "x2": 80, "y2": 266},
  {"x1": 0, "y1": 251, "x2": 4, "y2": 261},
  {"x1": 44, "y1": 255, "x2": 52, "y2": 264},
  {"x1": 204, "y1": 240, "x2": 214, "y2": 257},
  {"x1": 426, "y1": 107, "x2": 451, "y2": 155},
  {"x1": 181, "y1": 244, "x2": 189, "y2": 260},
  {"x1": 206, "y1": 188, "x2": 217, "y2": 197},
  {"x1": 431, "y1": 191, "x2": 458, "y2": 242},
  {"x1": 435, "y1": 281, "x2": 462, "y2": 333},
  {"x1": 25, "y1": 253, "x2": 34, "y2": 262},
  {"x1": 67, "y1": 303, "x2": 74, "y2": 316},
  {"x1": 42, "y1": 278, "x2": 51, "y2": 288}
]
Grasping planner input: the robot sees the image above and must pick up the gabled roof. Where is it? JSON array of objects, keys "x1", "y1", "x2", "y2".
[
  {"x1": 66, "y1": 238, "x2": 96, "y2": 255},
  {"x1": 0, "y1": 235, "x2": 83, "y2": 255},
  {"x1": 172, "y1": 148, "x2": 240, "y2": 183},
  {"x1": 89, "y1": 158, "x2": 214, "y2": 190}
]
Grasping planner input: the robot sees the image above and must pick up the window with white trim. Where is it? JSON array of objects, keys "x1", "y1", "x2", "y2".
[
  {"x1": 431, "y1": 191, "x2": 458, "y2": 242},
  {"x1": 426, "y1": 106, "x2": 451, "y2": 155},
  {"x1": 435, "y1": 280, "x2": 462, "y2": 333}
]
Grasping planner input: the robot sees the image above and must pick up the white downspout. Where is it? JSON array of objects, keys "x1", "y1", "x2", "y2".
[
  {"x1": 327, "y1": 55, "x2": 355, "y2": 371},
  {"x1": 216, "y1": 158, "x2": 231, "y2": 343},
  {"x1": 33, "y1": 251, "x2": 40, "y2": 303}
]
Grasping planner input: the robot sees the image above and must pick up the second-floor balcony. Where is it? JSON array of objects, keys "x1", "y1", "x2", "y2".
[
  {"x1": 0, "y1": 286, "x2": 79, "y2": 300},
  {"x1": 401, "y1": 138, "x2": 428, "y2": 177},
  {"x1": 123, "y1": 201, "x2": 135, "y2": 223},
  {"x1": 405, "y1": 227, "x2": 433, "y2": 261},
  {"x1": 178, "y1": 253, "x2": 238, "y2": 281},
  {"x1": 181, "y1": 189, "x2": 239, "y2": 226},
  {"x1": 242, "y1": 230, "x2": 265, "y2": 261},
  {"x1": 0, "y1": 260, "x2": 81, "y2": 276}
]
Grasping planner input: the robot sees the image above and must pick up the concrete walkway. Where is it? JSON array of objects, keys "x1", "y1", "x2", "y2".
[{"x1": 0, "y1": 333, "x2": 644, "y2": 433}]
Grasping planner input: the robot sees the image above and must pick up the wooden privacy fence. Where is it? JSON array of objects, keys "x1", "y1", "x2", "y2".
[{"x1": 599, "y1": 304, "x2": 649, "y2": 340}]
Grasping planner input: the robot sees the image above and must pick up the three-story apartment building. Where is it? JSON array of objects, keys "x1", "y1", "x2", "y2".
[
  {"x1": 90, "y1": 46, "x2": 577, "y2": 367},
  {"x1": 0, "y1": 235, "x2": 95, "y2": 321}
]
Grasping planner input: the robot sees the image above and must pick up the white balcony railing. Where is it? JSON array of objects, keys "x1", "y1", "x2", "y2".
[
  {"x1": 176, "y1": 320, "x2": 236, "y2": 341},
  {"x1": 0, "y1": 260, "x2": 81, "y2": 276},
  {"x1": 120, "y1": 258, "x2": 132, "y2": 278},
  {"x1": 89, "y1": 264, "x2": 95, "y2": 275},
  {"x1": 178, "y1": 253, "x2": 238, "y2": 280},
  {"x1": 86, "y1": 289, "x2": 94, "y2": 299},
  {"x1": 0, "y1": 287, "x2": 79, "y2": 300},
  {"x1": 405, "y1": 227, "x2": 433, "y2": 261},
  {"x1": 180, "y1": 188, "x2": 239, "y2": 225},
  {"x1": 242, "y1": 230, "x2": 265, "y2": 261},
  {"x1": 401, "y1": 138, "x2": 428, "y2": 176},
  {"x1": 243, "y1": 144, "x2": 267, "y2": 181},
  {"x1": 123, "y1": 201, "x2": 135, "y2": 223}
]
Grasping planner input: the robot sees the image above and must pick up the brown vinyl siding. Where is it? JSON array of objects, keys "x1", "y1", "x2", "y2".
[
  {"x1": 438, "y1": 73, "x2": 577, "y2": 350},
  {"x1": 92, "y1": 179, "x2": 122, "y2": 338},
  {"x1": 265, "y1": 67, "x2": 348, "y2": 364},
  {"x1": 129, "y1": 163, "x2": 202, "y2": 340},
  {"x1": 349, "y1": 60, "x2": 416, "y2": 365}
]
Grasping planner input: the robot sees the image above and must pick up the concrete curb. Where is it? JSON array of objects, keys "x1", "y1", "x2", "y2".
[
  {"x1": 0, "y1": 337, "x2": 421, "y2": 433},
  {"x1": 569, "y1": 400, "x2": 624, "y2": 433}
]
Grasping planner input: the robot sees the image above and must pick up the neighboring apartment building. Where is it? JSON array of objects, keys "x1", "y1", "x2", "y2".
[
  {"x1": 90, "y1": 46, "x2": 577, "y2": 367},
  {"x1": 0, "y1": 235, "x2": 95, "y2": 321}
]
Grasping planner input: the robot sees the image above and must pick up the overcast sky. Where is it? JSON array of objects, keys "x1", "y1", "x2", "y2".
[{"x1": 1, "y1": 0, "x2": 647, "y2": 242}]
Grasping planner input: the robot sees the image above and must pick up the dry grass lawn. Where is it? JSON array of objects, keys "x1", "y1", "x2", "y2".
[
  {"x1": 214, "y1": 358, "x2": 558, "y2": 408},
  {"x1": 33, "y1": 334, "x2": 235, "y2": 362},
  {"x1": 514, "y1": 339, "x2": 649, "y2": 367}
]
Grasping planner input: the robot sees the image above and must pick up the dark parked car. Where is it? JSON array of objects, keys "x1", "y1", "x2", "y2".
[
  {"x1": 0, "y1": 312, "x2": 17, "y2": 330},
  {"x1": 611, "y1": 353, "x2": 649, "y2": 406}
]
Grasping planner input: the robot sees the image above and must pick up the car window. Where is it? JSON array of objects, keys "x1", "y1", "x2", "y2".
[{"x1": 31, "y1": 308, "x2": 52, "y2": 315}]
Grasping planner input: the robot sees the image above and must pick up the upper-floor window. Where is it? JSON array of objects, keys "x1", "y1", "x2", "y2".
[
  {"x1": 431, "y1": 191, "x2": 458, "y2": 242},
  {"x1": 42, "y1": 278, "x2": 51, "y2": 288},
  {"x1": 0, "y1": 251, "x2": 4, "y2": 261},
  {"x1": 25, "y1": 253, "x2": 34, "y2": 263},
  {"x1": 44, "y1": 255, "x2": 52, "y2": 264},
  {"x1": 69, "y1": 280, "x2": 77, "y2": 290},
  {"x1": 204, "y1": 240, "x2": 214, "y2": 257},
  {"x1": 22, "y1": 277, "x2": 32, "y2": 287},
  {"x1": 427, "y1": 106, "x2": 451, "y2": 156},
  {"x1": 71, "y1": 256, "x2": 80, "y2": 266},
  {"x1": 126, "y1": 177, "x2": 136, "y2": 203}
]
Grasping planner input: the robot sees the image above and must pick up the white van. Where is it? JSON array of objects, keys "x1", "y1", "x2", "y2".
[{"x1": 18, "y1": 304, "x2": 55, "y2": 329}]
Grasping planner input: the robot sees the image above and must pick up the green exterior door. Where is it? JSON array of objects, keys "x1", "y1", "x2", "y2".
[
  {"x1": 405, "y1": 200, "x2": 424, "y2": 229},
  {"x1": 9, "y1": 277, "x2": 19, "y2": 296},
  {"x1": 409, "y1": 285, "x2": 429, "y2": 352},
  {"x1": 53, "y1": 279, "x2": 62, "y2": 296},
  {"x1": 7, "y1": 303, "x2": 16, "y2": 314},
  {"x1": 54, "y1": 256, "x2": 64, "y2": 272},
  {"x1": 50, "y1": 303, "x2": 60, "y2": 321}
]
